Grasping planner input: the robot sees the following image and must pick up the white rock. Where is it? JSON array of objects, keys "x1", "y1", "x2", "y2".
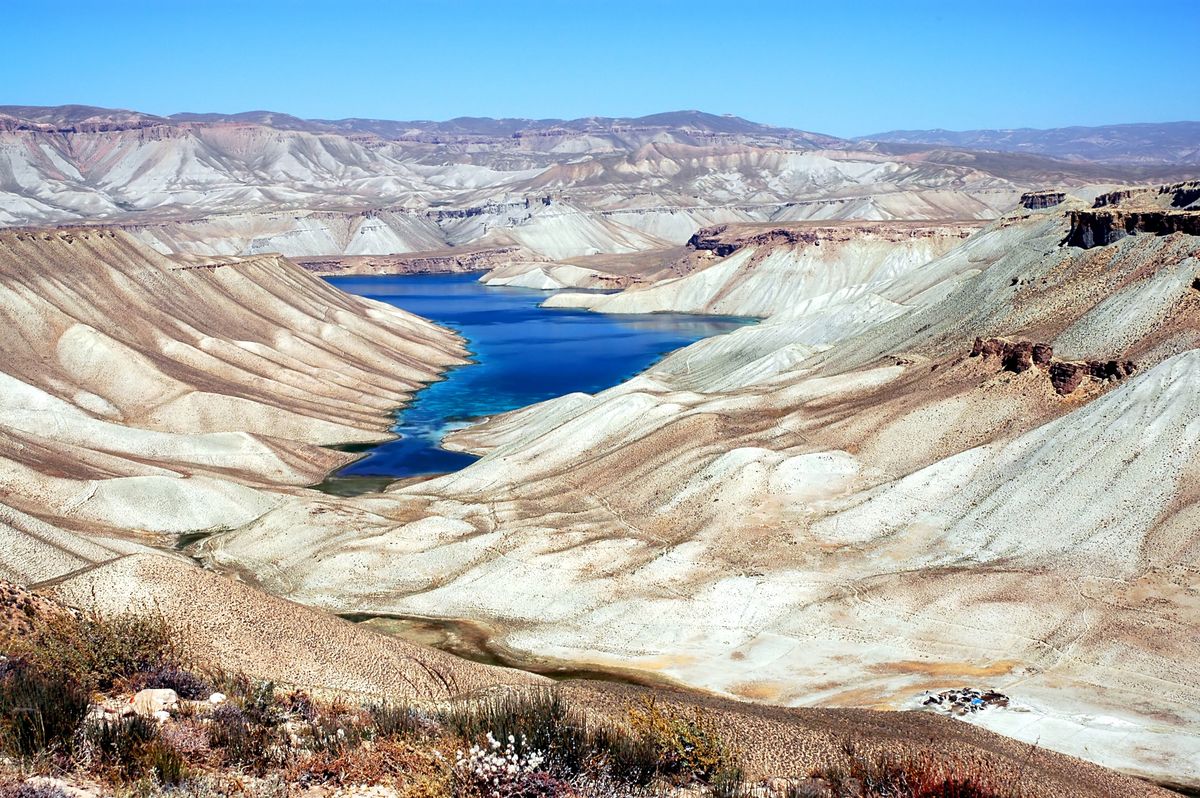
[
  {"x1": 208, "y1": 692, "x2": 227, "y2": 705},
  {"x1": 129, "y1": 688, "x2": 179, "y2": 717}
]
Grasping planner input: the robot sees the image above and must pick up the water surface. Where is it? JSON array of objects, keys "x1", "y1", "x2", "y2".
[{"x1": 322, "y1": 272, "x2": 747, "y2": 486}]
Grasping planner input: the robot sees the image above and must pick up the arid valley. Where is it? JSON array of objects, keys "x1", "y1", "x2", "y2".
[{"x1": 2, "y1": 5, "x2": 1199, "y2": 796}]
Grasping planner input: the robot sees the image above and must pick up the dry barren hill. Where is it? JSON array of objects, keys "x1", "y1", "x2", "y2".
[
  {"x1": 0, "y1": 579, "x2": 1178, "y2": 797},
  {"x1": 4, "y1": 103, "x2": 1200, "y2": 793},
  {"x1": 0, "y1": 226, "x2": 465, "y2": 572},
  {"x1": 0, "y1": 225, "x2": 564, "y2": 707},
  {"x1": 0, "y1": 222, "x2": 1177, "y2": 796},
  {"x1": 204, "y1": 184, "x2": 1200, "y2": 788},
  {"x1": 537, "y1": 220, "x2": 982, "y2": 315},
  {"x1": 2, "y1": 105, "x2": 1188, "y2": 262},
  {"x1": 0, "y1": 223, "x2": 563, "y2": 706}
]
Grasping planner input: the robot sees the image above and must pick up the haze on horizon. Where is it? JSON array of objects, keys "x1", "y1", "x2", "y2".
[{"x1": 3, "y1": 0, "x2": 1197, "y2": 137}]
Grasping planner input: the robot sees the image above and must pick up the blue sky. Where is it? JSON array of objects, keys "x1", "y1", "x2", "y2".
[{"x1": 3, "y1": 0, "x2": 1197, "y2": 137}]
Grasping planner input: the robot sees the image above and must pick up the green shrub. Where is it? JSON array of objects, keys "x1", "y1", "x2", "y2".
[
  {"x1": 85, "y1": 716, "x2": 158, "y2": 780},
  {"x1": 283, "y1": 690, "x2": 317, "y2": 722},
  {"x1": 207, "y1": 704, "x2": 285, "y2": 774},
  {"x1": 814, "y1": 741, "x2": 1027, "y2": 798},
  {"x1": 140, "y1": 739, "x2": 186, "y2": 786},
  {"x1": 200, "y1": 677, "x2": 288, "y2": 773},
  {"x1": 14, "y1": 610, "x2": 182, "y2": 693},
  {"x1": 304, "y1": 710, "x2": 365, "y2": 756},
  {"x1": 209, "y1": 673, "x2": 279, "y2": 726},
  {"x1": 627, "y1": 696, "x2": 741, "y2": 787},
  {"x1": 239, "y1": 680, "x2": 277, "y2": 724},
  {"x1": 369, "y1": 701, "x2": 439, "y2": 740},
  {"x1": 443, "y1": 688, "x2": 660, "y2": 785},
  {"x1": 83, "y1": 715, "x2": 185, "y2": 785},
  {"x1": 0, "y1": 663, "x2": 89, "y2": 758}
]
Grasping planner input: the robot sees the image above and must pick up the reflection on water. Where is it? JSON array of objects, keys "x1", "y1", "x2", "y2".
[{"x1": 320, "y1": 272, "x2": 750, "y2": 486}]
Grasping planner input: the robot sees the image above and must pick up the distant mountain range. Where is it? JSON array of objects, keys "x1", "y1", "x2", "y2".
[
  {"x1": 0, "y1": 103, "x2": 1195, "y2": 257},
  {"x1": 0, "y1": 105, "x2": 841, "y2": 148},
  {"x1": 860, "y1": 122, "x2": 1200, "y2": 165},
  {"x1": 5, "y1": 105, "x2": 1196, "y2": 166}
]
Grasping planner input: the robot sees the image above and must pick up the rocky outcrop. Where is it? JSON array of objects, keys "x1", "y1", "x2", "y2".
[
  {"x1": 686, "y1": 225, "x2": 744, "y2": 256},
  {"x1": 1162, "y1": 181, "x2": 1200, "y2": 209},
  {"x1": 1020, "y1": 191, "x2": 1066, "y2": 209},
  {"x1": 1096, "y1": 182, "x2": 1200, "y2": 210},
  {"x1": 686, "y1": 223, "x2": 878, "y2": 257},
  {"x1": 1092, "y1": 189, "x2": 1142, "y2": 208},
  {"x1": 297, "y1": 246, "x2": 537, "y2": 276},
  {"x1": 130, "y1": 689, "x2": 179, "y2": 717},
  {"x1": 687, "y1": 221, "x2": 976, "y2": 258},
  {"x1": 970, "y1": 337, "x2": 1136, "y2": 395},
  {"x1": 1065, "y1": 209, "x2": 1200, "y2": 248},
  {"x1": 1048, "y1": 359, "x2": 1138, "y2": 395},
  {"x1": 971, "y1": 337, "x2": 1054, "y2": 372},
  {"x1": 1070, "y1": 183, "x2": 1200, "y2": 248}
]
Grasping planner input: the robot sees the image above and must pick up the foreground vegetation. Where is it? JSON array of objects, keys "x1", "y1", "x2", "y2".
[{"x1": 0, "y1": 604, "x2": 1035, "y2": 798}]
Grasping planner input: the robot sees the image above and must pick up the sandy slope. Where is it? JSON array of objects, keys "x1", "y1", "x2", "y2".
[
  {"x1": 2, "y1": 576, "x2": 1170, "y2": 795},
  {"x1": 46, "y1": 553, "x2": 543, "y2": 699},
  {"x1": 205, "y1": 196, "x2": 1200, "y2": 786}
]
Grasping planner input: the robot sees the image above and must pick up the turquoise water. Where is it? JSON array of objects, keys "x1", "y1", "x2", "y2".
[{"x1": 324, "y1": 272, "x2": 748, "y2": 482}]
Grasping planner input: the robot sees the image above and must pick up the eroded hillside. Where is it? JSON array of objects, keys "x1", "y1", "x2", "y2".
[
  {"x1": 0, "y1": 219, "x2": 1177, "y2": 798},
  {"x1": 2, "y1": 106, "x2": 1177, "y2": 261},
  {"x1": 201, "y1": 186, "x2": 1200, "y2": 786},
  {"x1": 0, "y1": 227, "x2": 466, "y2": 565},
  {"x1": 4, "y1": 103, "x2": 1200, "y2": 790}
]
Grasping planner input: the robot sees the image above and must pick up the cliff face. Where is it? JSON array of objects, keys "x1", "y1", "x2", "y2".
[
  {"x1": 547, "y1": 220, "x2": 980, "y2": 317},
  {"x1": 296, "y1": 245, "x2": 536, "y2": 276},
  {"x1": 686, "y1": 221, "x2": 976, "y2": 257},
  {"x1": 1066, "y1": 209, "x2": 1200, "y2": 247},
  {"x1": 1019, "y1": 190, "x2": 1066, "y2": 209},
  {"x1": 684, "y1": 223, "x2": 857, "y2": 257},
  {"x1": 1164, "y1": 180, "x2": 1200, "y2": 208},
  {"x1": 1090, "y1": 182, "x2": 1200, "y2": 209},
  {"x1": 1066, "y1": 182, "x2": 1200, "y2": 247}
]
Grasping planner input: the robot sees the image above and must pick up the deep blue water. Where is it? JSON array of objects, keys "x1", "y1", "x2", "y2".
[{"x1": 323, "y1": 272, "x2": 748, "y2": 485}]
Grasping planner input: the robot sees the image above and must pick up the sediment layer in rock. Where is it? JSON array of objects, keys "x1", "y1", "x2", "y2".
[{"x1": 0, "y1": 226, "x2": 465, "y2": 545}]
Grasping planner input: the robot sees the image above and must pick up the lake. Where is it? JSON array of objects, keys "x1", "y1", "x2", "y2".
[{"x1": 321, "y1": 272, "x2": 748, "y2": 488}]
